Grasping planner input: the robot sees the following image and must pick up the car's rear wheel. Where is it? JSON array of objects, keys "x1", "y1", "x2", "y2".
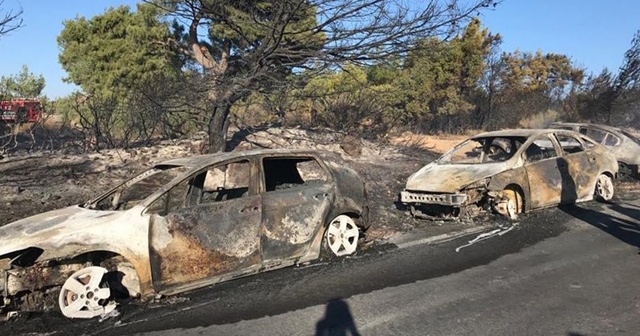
[
  {"x1": 324, "y1": 215, "x2": 359, "y2": 257},
  {"x1": 58, "y1": 266, "x2": 115, "y2": 319},
  {"x1": 595, "y1": 174, "x2": 614, "y2": 201}
]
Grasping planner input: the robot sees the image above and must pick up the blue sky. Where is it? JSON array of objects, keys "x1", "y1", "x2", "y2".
[{"x1": 0, "y1": 0, "x2": 638, "y2": 99}]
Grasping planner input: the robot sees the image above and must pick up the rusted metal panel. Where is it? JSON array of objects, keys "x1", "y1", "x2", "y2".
[
  {"x1": 5, "y1": 263, "x2": 84, "y2": 295},
  {"x1": 261, "y1": 184, "x2": 333, "y2": 261},
  {"x1": 149, "y1": 196, "x2": 262, "y2": 290},
  {"x1": 523, "y1": 159, "x2": 563, "y2": 209}
]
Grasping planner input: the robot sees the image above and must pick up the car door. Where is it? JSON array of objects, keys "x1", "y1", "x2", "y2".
[
  {"x1": 523, "y1": 134, "x2": 565, "y2": 208},
  {"x1": 554, "y1": 132, "x2": 597, "y2": 201},
  {"x1": 147, "y1": 159, "x2": 263, "y2": 291},
  {"x1": 259, "y1": 156, "x2": 334, "y2": 263}
]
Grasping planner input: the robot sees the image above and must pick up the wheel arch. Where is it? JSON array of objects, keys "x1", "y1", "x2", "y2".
[
  {"x1": 503, "y1": 183, "x2": 527, "y2": 211},
  {"x1": 66, "y1": 248, "x2": 151, "y2": 297},
  {"x1": 601, "y1": 170, "x2": 615, "y2": 180}
]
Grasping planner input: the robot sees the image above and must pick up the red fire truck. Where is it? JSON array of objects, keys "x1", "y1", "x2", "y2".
[{"x1": 0, "y1": 98, "x2": 43, "y2": 123}]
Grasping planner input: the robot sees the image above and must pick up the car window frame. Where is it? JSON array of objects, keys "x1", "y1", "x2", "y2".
[
  {"x1": 142, "y1": 158, "x2": 259, "y2": 215},
  {"x1": 603, "y1": 133, "x2": 622, "y2": 147},
  {"x1": 553, "y1": 132, "x2": 587, "y2": 156},
  {"x1": 258, "y1": 154, "x2": 333, "y2": 194},
  {"x1": 522, "y1": 134, "x2": 560, "y2": 165},
  {"x1": 86, "y1": 165, "x2": 189, "y2": 211}
]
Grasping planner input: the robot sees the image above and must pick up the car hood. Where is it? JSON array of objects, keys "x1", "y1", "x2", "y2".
[
  {"x1": 406, "y1": 162, "x2": 509, "y2": 193},
  {"x1": 0, "y1": 205, "x2": 122, "y2": 256}
]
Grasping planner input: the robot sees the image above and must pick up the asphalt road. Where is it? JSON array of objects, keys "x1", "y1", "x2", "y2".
[{"x1": 2, "y1": 200, "x2": 639, "y2": 336}]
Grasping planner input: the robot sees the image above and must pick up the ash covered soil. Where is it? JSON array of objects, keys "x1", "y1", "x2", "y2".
[{"x1": 0, "y1": 127, "x2": 465, "y2": 239}]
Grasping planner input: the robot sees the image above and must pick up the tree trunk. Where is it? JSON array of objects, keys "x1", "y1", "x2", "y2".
[{"x1": 207, "y1": 103, "x2": 232, "y2": 153}]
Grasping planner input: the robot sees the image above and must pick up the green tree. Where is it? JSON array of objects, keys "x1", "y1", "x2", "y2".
[
  {"x1": 297, "y1": 64, "x2": 400, "y2": 137},
  {"x1": 490, "y1": 50, "x2": 584, "y2": 127},
  {"x1": 152, "y1": 0, "x2": 497, "y2": 151},
  {"x1": 602, "y1": 30, "x2": 640, "y2": 123},
  {"x1": 399, "y1": 18, "x2": 499, "y2": 132},
  {"x1": 0, "y1": 65, "x2": 46, "y2": 98},
  {"x1": 57, "y1": 4, "x2": 191, "y2": 149},
  {"x1": 58, "y1": 4, "x2": 176, "y2": 95}
]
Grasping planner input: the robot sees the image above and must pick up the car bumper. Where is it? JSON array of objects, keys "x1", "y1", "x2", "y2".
[{"x1": 399, "y1": 190, "x2": 467, "y2": 206}]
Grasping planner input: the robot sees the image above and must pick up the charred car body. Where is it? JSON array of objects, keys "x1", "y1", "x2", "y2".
[
  {"x1": 550, "y1": 122, "x2": 640, "y2": 179},
  {"x1": 0, "y1": 149, "x2": 368, "y2": 319},
  {"x1": 400, "y1": 129, "x2": 618, "y2": 219}
]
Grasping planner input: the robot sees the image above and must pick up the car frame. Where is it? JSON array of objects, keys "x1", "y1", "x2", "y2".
[
  {"x1": 399, "y1": 129, "x2": 618, "y2": 220},
  {"x1": 0, "y1": 149, "x2": 369, "y2": 319},
  {"x1": 550, "y1": 122, "x2": 640, "y2": 179}
]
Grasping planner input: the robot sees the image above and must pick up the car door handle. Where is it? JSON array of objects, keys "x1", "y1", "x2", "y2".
[
  {"x1": 314, "y1": 193, "x2": 329, "y2": 200},
  {"x1": 240, "y1": 206, "x2": 259, "y2": 213}
]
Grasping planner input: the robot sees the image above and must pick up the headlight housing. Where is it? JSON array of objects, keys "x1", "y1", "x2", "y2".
[{"x1": 464, "y1": 177, "x2": 490, "y2": 190}]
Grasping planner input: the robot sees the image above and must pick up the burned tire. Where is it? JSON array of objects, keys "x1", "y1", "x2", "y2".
[
  {"x1": 595, "y1": 174, "x2": 614, "y2": 202},
  {"x1": 323, "y1": 215, "x2": 360, "y2": 257}
]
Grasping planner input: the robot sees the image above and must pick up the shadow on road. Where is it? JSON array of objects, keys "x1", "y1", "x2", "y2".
[
  {"x1": 559, "y1": 202, "x2": 640, "y2": 248},
  {"x1": 315, "y1": 298, "x2": 361, "y2": 336}
]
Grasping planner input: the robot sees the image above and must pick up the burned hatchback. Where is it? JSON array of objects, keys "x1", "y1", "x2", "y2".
[
  {"x1": 0, "y1": 149, "x2": 368, "y2": 319},
  {"x1": 400, "y1": 129, "x2": 618, "y2": 220}
]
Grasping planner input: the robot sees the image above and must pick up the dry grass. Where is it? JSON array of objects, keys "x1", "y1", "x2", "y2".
[{"x1": 389, "y1": 131, "x2": 468, "y2": 154}]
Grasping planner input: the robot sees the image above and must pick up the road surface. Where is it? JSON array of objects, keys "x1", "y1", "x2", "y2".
[{"x1": 2, "y1": 200, "x2": 639, "y2": 336}]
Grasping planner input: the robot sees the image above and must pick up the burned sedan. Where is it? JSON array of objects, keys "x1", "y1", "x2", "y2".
[
  {"x1": 0, "y1": 149, "x2": 368, "y2": 319},
  {"x1": 550, "y1": 122, "x2": 640, "y2": 179},
  {"x1": 400, "y1": 129, "x2": 618, "y2": 220}
]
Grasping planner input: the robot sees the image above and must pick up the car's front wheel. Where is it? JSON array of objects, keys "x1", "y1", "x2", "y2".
[
  {"x1": 58, "y1": 266, "x2": 115, "y2": 319},
  {"x1": 324, "y1": 215, "x2": 360, "y2": 257},
  {"x1": 595, "y1": 174, "x2": 615, "y2": 201}
]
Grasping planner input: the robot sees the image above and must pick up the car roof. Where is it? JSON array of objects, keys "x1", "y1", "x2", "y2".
[
  {"x1": 156, "y1": 148, "x2": 327, "y2": 168},
  {"x1": 550, "y1": 122, "x2": 623, "y2": 134},
  {"x1": 471, "y1": 129, "x2": 557, "y2": 139}
]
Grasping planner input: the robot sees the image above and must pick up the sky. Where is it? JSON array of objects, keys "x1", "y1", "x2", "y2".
[{"x1": 0, "y1": 0, "x2": 638, "y2": 99}]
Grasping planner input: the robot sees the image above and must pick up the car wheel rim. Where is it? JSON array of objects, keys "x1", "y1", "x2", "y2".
[
  {"x1": 326, "y1": 215, "x2": 359, "y2": 256},
  {"x1": 503, "y1": 189, "x2": 523, "y2": 214},
  {"x1": 596, "y1": 175, "x2": 614, "y2": 201},
  {"x1": 58, "y1": 266, "x2": 114, "y2": 319}
]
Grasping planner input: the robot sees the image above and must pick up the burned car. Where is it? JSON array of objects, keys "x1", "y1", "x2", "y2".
[
  {"x1": 550, "y1": 122, "x2": 640, "y2": 179},
  {"x1": 400, "y1": 129, "x2": 618, "y2": 219},
  {"x1": 0, "y1": 149, "x2": 368, "y2": 319}
]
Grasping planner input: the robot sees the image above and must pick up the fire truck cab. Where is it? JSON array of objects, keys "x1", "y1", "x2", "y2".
[{"x1": 0, "y1": 99, "x2": 43, "y2": 123}]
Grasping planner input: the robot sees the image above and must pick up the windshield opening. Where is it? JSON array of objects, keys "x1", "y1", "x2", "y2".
[
  {"x1": 441, "y1": 136, "x2": 526, "y2": 164},
  {"x1": 622, "y1": 130, "x2": 640, "y2": 146},
  {"x1": 86, "y1": 165, "x2": 190, "y2": 211}
]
